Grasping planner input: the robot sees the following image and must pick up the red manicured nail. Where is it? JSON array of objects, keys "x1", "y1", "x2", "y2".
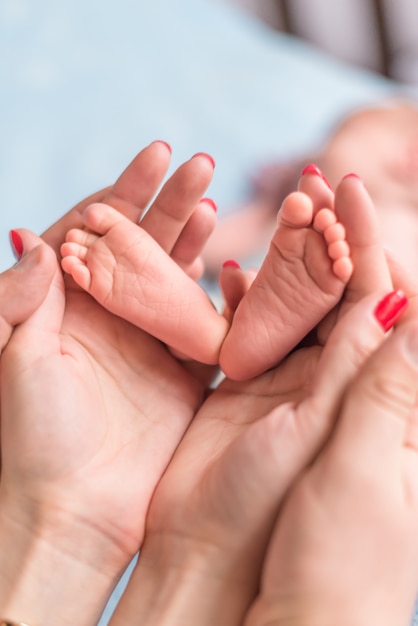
[
  {"x1": 343, "y1": 173, "x2": 362, "y2": 182},
  {"x1": 9, "y1": 230, "x2": 24, "y2": 260},
  {"x1": 374, "y1": 290, "x2": 408, "y2": 332},
  {"x1": 223, "y1": 259, "x2": 241, "y2": 269},
  {"x1": 192, "y1": 152, "x2": 216, "y2": 168},
  {"x1": 155, "y1": 140, "x2": 172, "y2": 154},
  {"x1": 301, "y1": 164, "x2": 332, "y2": 189},
  {"x1": 201, "y1": 197, "x2": 217, "y2": 212}
]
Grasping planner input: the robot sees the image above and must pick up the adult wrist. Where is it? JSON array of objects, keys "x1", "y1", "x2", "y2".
[
  {"x1": 0, "y1": 495, "x2": 125, "y2": 626},
  {"x1": 111, "y1": 530, "x2": 255, "y2": 626}
]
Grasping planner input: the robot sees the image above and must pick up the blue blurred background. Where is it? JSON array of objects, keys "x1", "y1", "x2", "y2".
[{"x1": 0, "y1": 0, "x2": 399, "y2": 270}]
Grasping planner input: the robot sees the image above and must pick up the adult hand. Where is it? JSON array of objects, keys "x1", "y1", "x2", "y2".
[
  {"x1": 109, "y1": 281, "x2": 409, "y2": 626},
  {"x1": 0, "y1": 142, "x2": 216, "y2": 626},
  {"x1": 247, "y1": 285, "x2": 418, "y2": 626}
]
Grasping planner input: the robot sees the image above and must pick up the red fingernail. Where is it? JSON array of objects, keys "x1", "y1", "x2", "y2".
[
  {"x1": 155, "y1": 140, "x2": 172, "y2": 154},
  {"x1": 9, "y1": 230, "x2": 24, "y2": 260},
  {"x1": 201, "y1": 197, "x2": 217, "y2": 212},
  {"x1": 343, "y1": 173, "x2": 362, "y2": 182},
  {"x1": 192, "y1": 152, "x2": 216, "y2": 168},
  {"x1": 374, "y1": 290, "x2": 408, "y2": 332},
  {"x1": 223, "y1": 259, "x2": 241, "y2": 269},
  {"x1": 301, "y1": 164, "x2": 332, "y2": 189}
]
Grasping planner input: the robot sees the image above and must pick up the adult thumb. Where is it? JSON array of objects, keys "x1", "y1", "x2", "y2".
[{"x1": 331, "y1": 320, "x2": 418, "y2": 470}]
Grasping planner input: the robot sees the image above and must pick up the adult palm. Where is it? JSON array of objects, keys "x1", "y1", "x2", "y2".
[{"x1": 0, "y1": 142, "x2": 212, "y2": 578}]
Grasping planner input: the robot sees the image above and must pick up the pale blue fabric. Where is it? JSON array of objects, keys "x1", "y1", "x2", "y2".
[
  {"x1": 413, "y1": 602, "x2": 418, "y2": 626},
  {"x1": 98, "y1": 556, "x2": 137, "y2": 626},
  {"x1": 0, "y1": 0, "x2": 398, "y2": 271},
  {"x1": 1, "y1": 1, "x2": 417, "y2": 623}
]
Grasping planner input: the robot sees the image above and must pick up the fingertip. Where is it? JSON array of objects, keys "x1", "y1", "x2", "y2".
[
  {"x1": 11, "y1": 231, "x2": 57, "y2": 276},
  {"x1": 153, "y1": 140, "x2": 172, "y2": 155},
  {"x1": 192, "y1": 152, "x2": 216, "y2": 169},
  {"x1": 9, "y1": 229, "x2": 24, "y2": 260},
  {"x1": 200, "y1": 197, "x2": 217, "y2": 212},
  {"x1": 222, "y1": 259, "x2": 241, "y2": 270},
  {"x1": 342, "y1": 172, "x2": 363, "y2": 184},
  {"x1": 301, "y1": 164, "x2": 332, "y2": 190},
  {"x1": 374, "y1": 290, "x2": 409, "y2": 333}
]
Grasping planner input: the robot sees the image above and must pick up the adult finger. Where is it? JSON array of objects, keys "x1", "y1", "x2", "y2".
[
  {"x1": 140, "y1": 152, "x2": 215, "y2": 253},
  {"x1": 104, "y1": 140, "x2": 172, "y2": 223},
  {"x1": 332, "y1": 319, "x2": 418, "y2": 468},
  {"x1": 0, "y1": 231, "x2": 56, "y2": 353},
  {"x1": 218, "y1": 262, "x2": 257, "y2": 323},
  {"x1": 308, "y1": 290, "x2": 408, "y2": 426}
]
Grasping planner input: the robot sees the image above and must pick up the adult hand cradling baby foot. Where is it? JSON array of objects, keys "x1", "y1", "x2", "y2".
[{"x1": 1, "y1": 144, "x2": 418, "y2": 626}]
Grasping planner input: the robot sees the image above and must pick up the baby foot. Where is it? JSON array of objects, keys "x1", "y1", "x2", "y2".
[
  {"x1": 219, "y1": 189, "x2": 352, "y2": 380},
  {"x1": 298, "y1": 166, "x2": 392, "y2": 345},
  {"x1": 61, "y1": 202, "x2": 228, "y2": 364}
]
